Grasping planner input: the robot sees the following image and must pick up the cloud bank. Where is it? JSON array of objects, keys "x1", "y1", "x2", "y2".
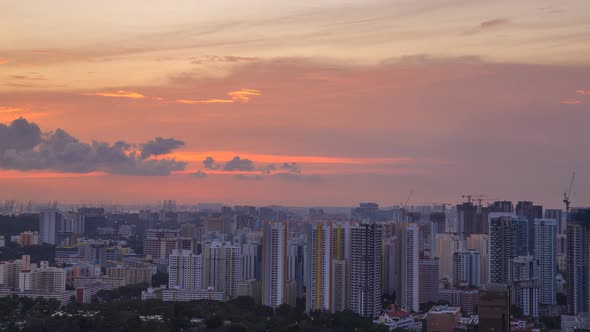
[{"x1": 0, "y1": 118, "x2": 185, "y2": 175}]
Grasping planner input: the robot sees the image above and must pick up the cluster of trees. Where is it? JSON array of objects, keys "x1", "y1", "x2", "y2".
[
  {"x1": 0, "y1": 242, "x2": 56, "y2": 263},
  {"x1": 0, "y1": 292, "x2": 388, "y2": 332}
]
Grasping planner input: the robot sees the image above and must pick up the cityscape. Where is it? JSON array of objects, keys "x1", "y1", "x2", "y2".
[
  {"x1": 0, "y1": 198, "x2": 588, "y2": 331},
  {"x1": 1, "y1": 1, "x2": 590, "y2": 331}
]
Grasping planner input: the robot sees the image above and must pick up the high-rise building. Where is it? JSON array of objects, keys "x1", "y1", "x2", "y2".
[
  {"x1": 516, "y1": 201, "x2": 543, "y2": 256},
  {"x1": 332, "y1": 221, "x2": 350, "y2": 312},
  {"x1": 144, "y1": 229, "x2": 181, "y2": 261},
  {"x1": 479, "y1": 283, "x2": 511, "y2": 332},
  {"x1": 262, "y1": 221, "x2": 288, "y2": 309},
  {"x1": 466, "y1": 234, "x2": 489, "y2": 284},
  {"x1": 288, "y1": 238, "x2": 305, "y2": 299},
  {"x1": 457, "y1": 202, "x2": 487, "y2": 237},
  {"x1": 544, "y1": 209, "x2": 564, "y2": 234},
  {"x1": 399, "y1": 223, "x2": 419, "y2": 312},
  {"x1": 168, "y1": 249, "x2": 202, "y2": 290},
  {"x1": 39, "y1": 209, "x2": 59, "y2": 245},
  {"x1": 419, "y1": 254, "x2": 440, "y2": 305},
  {"x1": 382, "y1": 238, "x2": 396, "y2": 296},
  {"x1": 434, "y1": 233, "x2": 462, "y2": 283},
  {"x1": 452, "y1": 250, "x2": 481, "y2": 288},
  {"x1": 350, "y1": 222, "x2": 382, "y2": 318},
  {"x1": 241, "y1": 242, "x2": 261, "y2": 281},
  {"x1": 510, "y1": 256, "x2": 539, "y2": 317},
  {"x1": 488, "y1": 213, "x2": 518, "y2": 284},
  {"x1": 31, "y1": 261, "x2": 67, "y2": 293},
  {"x1": 305, "y1": 222, "x2": 333, "y2": 312},
  {"x1": 534, "y1": 218, "x2": 556, "y2": 305},
  {"x1": 567, "y1": 208, "x2": 590, "y2": 315}
]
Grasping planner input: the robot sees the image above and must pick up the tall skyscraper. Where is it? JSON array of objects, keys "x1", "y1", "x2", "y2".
[
  {"x1": 288, "y1": 238, "x2": 305, "y2": 299},
  {"x1": 515, "y1": 201, "x2": 543, "y2": 256},
  {"x1": 241, "y1": 242, "x2": 261, "y2": 281},
  {"x1": 397, "y1": 223, "x2": 419, "y2": 312},
  {"x1": 419, "y1": 253, "x2": 440, "y2": 305},
  {"x1": 168, "y1": 249, "x2": 202, "y2": 290},
  {"x1": 39, "y1": 209, "x2": 59, "y2": 245},
  {"x1": 510, "y1": 255, "x2": 539, "y2": 317},
  {"x1": 567, "y1": 208, "x2": 590, "y2": 315},
  {"x1": 544, "y1": 209, "x2": 564, "y2": 234},
  {"x1": 262, "y1": 221, "x2": 288, "y2": 309},
  {"x1": 466, "y1": 234, "x2": 489, "y2": 284},
  {"x1": 331, "y1": 221, "x2": 350, "y2": 313},
  {"x1": 350, "y1": 222, "x2": 382, "y2": 318},
  {"x1": 488, "y1": 213, "x2": 517, "y2": 284},
  {"x1": 305, "y1": 221, "x2": 333, "y2": 312},
  {"x1": 533, "y1": 218, "x2": 556, "y2": 305},
  {"x1": 452, "y1": 250, "x2": 481, "y2": 288},
  {"x1": 382, "y1": 238, "x2": 396, "y2": 296}
]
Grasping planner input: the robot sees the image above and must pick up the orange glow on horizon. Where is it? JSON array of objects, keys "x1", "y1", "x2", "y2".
[
  {"x1": 0, "y1": 170, "x2": 106, "y2": 179},
  {"x1": 167, "y1": 151, "x2": 413, "y2": 165},
  {"x1": 94, "y1": 90, "x2": 145, "y2": 99}
]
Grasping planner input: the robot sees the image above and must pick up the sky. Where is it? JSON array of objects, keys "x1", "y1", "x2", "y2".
[{"x1": 1, "y1": 0, "x2": 589, "y2": 207}]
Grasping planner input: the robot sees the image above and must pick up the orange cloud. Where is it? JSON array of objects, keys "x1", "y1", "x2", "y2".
[
  {"x1": 176, "y1": 88, "x2": 261, "y2": 105},
  {"x1": 560, "y1": 99, "x2": 582, "y2": 105},
  {"x1": 576, "y1": 90, "x2": 590, "y2": 95},
  {"x1": 0, "y1": 58, "x2": 9, "y2": 65},
  {"x1": 176, "y1": 98, "x2": 234, "y2": 105},
  {"x1": 0, "y1": 107, "x2": 25, "y2": 113},
  {"x1": 94, "y1": 90, "x2": 145, "y2": 99}
]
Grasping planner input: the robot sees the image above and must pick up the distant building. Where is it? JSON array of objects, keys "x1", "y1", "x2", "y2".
[
  {"x1": 419, "y1": 255, "x2": 440, "y2": 305},
  {"x1": 510, "y1": 255, "x2": 539, "y2": 317},
  {"x1": 533, "y1": 218, "x2": 556, "y2": 305},
  {"x1": 168, "y1": 249, "x2": 202, "y2": 290},
  {"x1": 466, "y1": 234, "x2": 489, "y2": 284},
  {"x1": 18, "y1": 231, "x2": 39, "y2": 247},
  {"x1": 305, "y1": 221, "x2": 332, "y2": 312},
  {"x1": 452, "y1": 250, "x2": 481, "y2": 288},
  {"x1": 567, "y1": 208, "x2": 590, "y2": 315},
  {"x1": 479, "y1": 284, "x2": 511, "y2": 332},
  {"x1": 434, "y1": 233, "x2": 462, "y2": 284},
  {"x1": 262, "y1": 221, "x2": 288, "y2": 309},
  {"x1": 162, "y1": 288, "x2": 223, "y2": 302},
  {"x1": 350, "y1": 222, "x2": 382, "y2": 317}
]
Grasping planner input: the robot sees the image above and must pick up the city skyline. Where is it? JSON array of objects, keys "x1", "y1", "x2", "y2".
[{"x1": 1, "y1": 1, "x2": 589, "y2": 206}]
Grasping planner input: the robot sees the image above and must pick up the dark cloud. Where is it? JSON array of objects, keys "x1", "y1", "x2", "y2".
[
  {"x1": 140, "y1": 137, "x2": 184, "y2": 159},
  {"x1": 224, "y1": 156, "x2": 255, "y2": 172},
  {"x1": 203, "y1": 156, "x2": 220, "y2": 170},
  {"x1": 259, "y1": 164, "x2": 276, "y2": 174},
  {"x1": 280, "y1": 162, "x2": 300, "y2": 173},
  {"x1": 235, "y1": 174, "x2": 264, "y2": 181},
  {"x1": 190, "y1": 170, "x2": 207, "y2": 178},
  {"x1": 0, "y1": 118, "x2": 186, "y2": 176},
  {"x1": 9, "y1": 73, "x2": 47, "y2": 81},
  {"x1": 0, "y1": 118, "x2": 42, "y2": 153}
]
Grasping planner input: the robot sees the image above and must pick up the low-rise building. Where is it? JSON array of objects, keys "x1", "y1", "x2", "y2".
[{"x1": 373, "y1": 306, "x2": 414, "y2": 331}]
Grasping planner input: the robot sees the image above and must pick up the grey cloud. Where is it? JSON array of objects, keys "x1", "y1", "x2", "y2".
[
  {"x1": 224, "y1": 156, "x2": 255, "y2": 172},
  {"x1": 140, "y1": 137, "x2": 185, "y2": 159},
  {"x1": 0, "y1": 118, "x2": 186, "y2": 176},
  {"x1": 203, "y1": 156, "x2": 220, "y2": 170},
  {"x1": 0, "y1": 118, "x2": 42, "y2": 153},
  {"x1": 280, "y1": 162, "x2": 300, "y2": 173},
  {"x1": 190, "y1": 170, "x2": 207, "y2": 178},
  {"x1": 259, "y1": 163, "x2": 276, "y2": 174},
  {"x1": 467, "y1": 18, "x2": 511, "y2": 34}
]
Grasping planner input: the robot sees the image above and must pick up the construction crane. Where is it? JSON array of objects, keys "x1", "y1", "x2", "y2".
[
  {"x1": 461, "y1": 194, "x2": 486, "y2": 204},
  {"x1": 563, "y1": 172, "x2": 576, "y2": 213},
  {"x1": 402, "y1": 190, "x2": 414, "y2": 209}
]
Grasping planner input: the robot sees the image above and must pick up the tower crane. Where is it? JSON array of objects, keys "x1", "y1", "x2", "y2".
[{"x1": 563, "y1": 172, "x2": 576, "y2": 213}]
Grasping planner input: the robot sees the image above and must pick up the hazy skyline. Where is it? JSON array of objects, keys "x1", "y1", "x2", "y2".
[{"x1": 1, "y1": 0, "x2": 589, "y2": 207}]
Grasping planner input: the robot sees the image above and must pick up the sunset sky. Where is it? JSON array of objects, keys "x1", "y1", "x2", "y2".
[{"x1": 1, "y1": 0, "x2": 589, "y2": 207}]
